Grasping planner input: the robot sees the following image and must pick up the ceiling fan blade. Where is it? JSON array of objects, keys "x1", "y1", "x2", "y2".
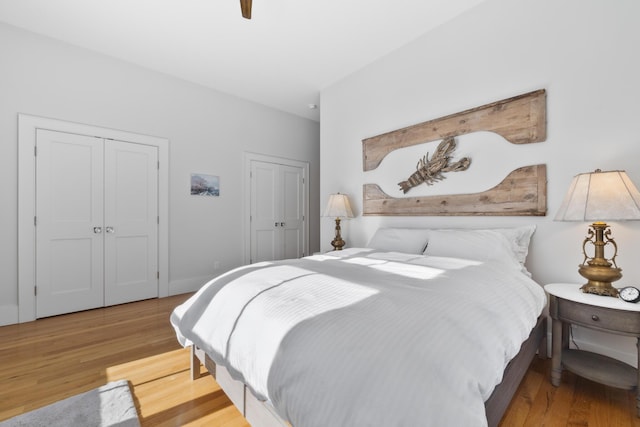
[{"x1": 240, "y1": 0, "x2": 252, "y2": 19}]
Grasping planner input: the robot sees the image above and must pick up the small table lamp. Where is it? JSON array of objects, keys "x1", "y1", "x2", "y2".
[
  {"x1": 323, "y1": 193, "x2": 354, "y2": 250},
  {"x1": 555, "y1": 169, "x2": 640, "y2": 297}
]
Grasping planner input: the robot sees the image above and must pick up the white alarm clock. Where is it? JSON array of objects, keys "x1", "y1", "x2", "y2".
[{"x1": 619, "y1": 286, "x2": 640, "y2": 303}]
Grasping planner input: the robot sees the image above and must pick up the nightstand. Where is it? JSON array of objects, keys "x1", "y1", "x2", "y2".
[{"x1": 545, "y1": 283, "x2": 640, "y2": 416}]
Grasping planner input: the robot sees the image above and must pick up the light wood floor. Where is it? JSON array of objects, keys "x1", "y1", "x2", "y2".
[{"x1": 1, "y1": 294, "x2": 639, "y2": 426}]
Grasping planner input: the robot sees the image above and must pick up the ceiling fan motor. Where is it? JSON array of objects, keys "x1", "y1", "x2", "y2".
[{"x1": 240, "y1": 0, "x2": 252, "y2": 19}]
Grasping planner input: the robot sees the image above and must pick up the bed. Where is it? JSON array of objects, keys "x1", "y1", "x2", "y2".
[{"x1": 171, "y1": 227, "x2": 547, "y2": 427}]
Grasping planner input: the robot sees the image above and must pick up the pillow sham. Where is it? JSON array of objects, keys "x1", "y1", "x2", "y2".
[
  {"x1": 423, "y1": 228, "x2": 522, "y2": 268},
  {"x1": 366, "y1": 228, "x2": 431, "y2": 254},
  {"x1": 490, "y1": 225, "x2": 536, "y2": 266}
]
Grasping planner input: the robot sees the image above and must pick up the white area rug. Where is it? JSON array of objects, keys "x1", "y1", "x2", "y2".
[{"x1": 0, "y1": 380, "x2": 140, "y2": 427}]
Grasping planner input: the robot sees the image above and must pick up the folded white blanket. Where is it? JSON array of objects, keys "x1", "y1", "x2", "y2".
[{"x1": 171, "y1": 248, "x2": 546, "y2": 426}]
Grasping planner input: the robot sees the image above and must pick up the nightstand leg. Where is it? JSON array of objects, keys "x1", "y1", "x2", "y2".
[
  {"x1": 637, "y1": 338, "x2": 640, "y2": 417},
  {"x1": 551, "y1": 318, "x2": 563, "y2": 387},
  {"x1": 561, "y1": 323, "x2": 569, "y2": 349}
]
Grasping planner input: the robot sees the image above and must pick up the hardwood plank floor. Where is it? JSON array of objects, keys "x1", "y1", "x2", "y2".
[{"x1": 0, "y1": 294, "x2": 638, "y2": 426}]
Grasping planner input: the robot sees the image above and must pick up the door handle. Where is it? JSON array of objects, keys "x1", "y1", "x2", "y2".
[
  {"x1": 275, "y1": 222, "x2": 279, "y2": 227},
  {"x1": 93, "y1": 226, "x2": 102, "y2": 234},
  {"x1": 280, "y1": 222, "x2": 285, "y2": 227},
  {"x1": 105, "y1": 226, "x2": 115, "y2": 233}
]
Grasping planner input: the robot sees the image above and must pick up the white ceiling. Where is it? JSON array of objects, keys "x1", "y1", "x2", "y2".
[{"x1": 0, "y1": 0, "x2": 485, "y2": 121}]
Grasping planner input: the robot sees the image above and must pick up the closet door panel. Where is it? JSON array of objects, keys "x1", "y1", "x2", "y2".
[
  {"x1": 104, "y1": 140, "x2": 159, "y2": 305},
  {"x1": 281, "y1": 165, "x2": 304, "y2": 260},
  {"x1": 35, "y1": 130, "x2": 104, "y2": 317},
  {"x1": 251, "y1": 161, "x2": 280, "y2": 262}
]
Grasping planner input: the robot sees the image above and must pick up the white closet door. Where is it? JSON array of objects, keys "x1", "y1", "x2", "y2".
[
  {"x1": 35, "y1": 130, "x2": 104, "y2": 317},
  {"x1": 250, "y1": 160, "x2": 305, "y2": 263},
  {"x1": 251, "y1": 161, "x2": 280, "y2": 263},
  {"x1": 104, "y1": 140, "x2": 158, "y2": 305},
  {"x1": 281, "y1": 164, "x2": 304, "y2": 260}
]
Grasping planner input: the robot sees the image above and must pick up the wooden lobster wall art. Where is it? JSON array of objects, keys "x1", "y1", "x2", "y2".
[{"x1": 362, "y1": 89, "x2": 548, "y2": 216}]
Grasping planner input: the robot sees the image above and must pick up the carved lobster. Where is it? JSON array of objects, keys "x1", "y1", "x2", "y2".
[{"x1": 398, "y1": 137, "x2": 471, "y2": 194}]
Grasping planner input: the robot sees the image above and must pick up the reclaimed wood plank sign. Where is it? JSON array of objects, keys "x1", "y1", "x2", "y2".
[
  {"x1": 362, "y1": 89, "x2": 547, "y2": 216},
  {"x1": 364, "y1": 165, "x2": 547, "y2": 216},
  {"x1": 362, "y1": 89, "x2": 546, "y2": 171}
]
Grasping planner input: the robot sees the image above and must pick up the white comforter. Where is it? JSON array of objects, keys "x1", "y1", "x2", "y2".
[{"x1": 171, "y1": 248, "x2": 546, "y2": 427}]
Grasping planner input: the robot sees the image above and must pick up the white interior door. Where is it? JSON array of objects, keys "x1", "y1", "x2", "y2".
[
  {"x1": 104, "y1": 140, "x2": 158, "y2": 305},
  {"x1": 250, "y1": 160, "x2": 305, "y2": 263},
  {"x1": 35, "y1": 130, "x2": 104, "y2": 317},
  {"x1": 251, "y1": 161, "x2": 279, "y2": 262},
  {"x1": 281, "y1": 165, "x2": 304, "y2": 260}
]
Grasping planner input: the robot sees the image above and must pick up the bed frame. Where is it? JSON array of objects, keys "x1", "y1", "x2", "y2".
[{"x1": 190, "y1": 315, "x2": 546, "y2": 427}]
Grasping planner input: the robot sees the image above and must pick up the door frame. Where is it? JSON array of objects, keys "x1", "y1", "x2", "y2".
[
  {"x1": 18, "y1": 114, "x2": 169, "y2": 322},
  {"x1": 243, "y1": 152, "x2": 309, "y2": 265}
]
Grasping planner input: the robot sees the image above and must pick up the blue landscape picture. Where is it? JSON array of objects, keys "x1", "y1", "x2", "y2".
[{"x1": 191, "y1": 173, "x2": 220, "y2": 196}]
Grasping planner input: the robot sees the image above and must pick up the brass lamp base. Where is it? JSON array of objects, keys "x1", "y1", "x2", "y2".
[
  {"x1": 578, "y1": 264, "x2": 622, "y2": 297},
  {"x1": 330, "y1": 218, "x2": 346, "y2": 251},
  {"x1": 580, "y1": 283, "x2": 620, "y2": 297},
  {"x1": 580, "y1": 274, "x2": 622, "y2": 298},
  {"x1": 577, "y1": 221, "x2": 622, "y2": 297}
]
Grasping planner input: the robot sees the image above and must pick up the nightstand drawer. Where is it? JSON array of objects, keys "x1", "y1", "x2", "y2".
[{"x1": 556, "y1": 298, "x2": 640, "y2": 335}]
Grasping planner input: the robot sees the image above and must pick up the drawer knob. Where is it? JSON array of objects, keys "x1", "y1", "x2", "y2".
[{"x1": 591, "y1": 314, "x2": 600, "y2": 321}]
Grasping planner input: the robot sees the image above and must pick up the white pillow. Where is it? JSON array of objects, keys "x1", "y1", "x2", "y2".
[
  {"x1": 366, "y1": 228, "x2": 431, "y2": 254},
  {"x1": 423, "y1": 228, "x2": 522, "y2": 267},
  {"x1": 490, "y1": 225, "x2": 536, "y2": 266}
]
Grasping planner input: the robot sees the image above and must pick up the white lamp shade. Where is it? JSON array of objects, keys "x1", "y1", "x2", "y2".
[
  {"x1": 555, "y1": 170, "x2": 640, "y2": 221},
  {"x1": 323, "y1": 193, "x2": 354, "y2": 218}
]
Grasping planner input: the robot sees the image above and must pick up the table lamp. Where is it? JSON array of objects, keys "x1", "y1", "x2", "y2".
[
  {"x1": 555, "y1": 169, "x2": 640, "y2": 297},
  {"x1": 323, "y1": 193, "x2": 354, "y2": 250}
]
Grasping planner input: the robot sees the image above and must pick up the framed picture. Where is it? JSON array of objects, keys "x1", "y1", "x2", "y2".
[{"x1": 191, "y1": 173, "x2": 220, "y2": 197}]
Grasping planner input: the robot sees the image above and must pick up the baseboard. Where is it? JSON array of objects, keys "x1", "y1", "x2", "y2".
[
  {"x1": 0, "y1": 304, "x2": 19, "y2": 326},
  {"x1": 169, "y1": 275, "x2": 214, "y2": 296}
]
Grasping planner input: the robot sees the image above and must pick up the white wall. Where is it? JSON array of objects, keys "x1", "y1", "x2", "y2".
[
  {"x1": 0, "y1": 23, "x2": 320, "y2": 325},
  {"x1": 320, "y1": 0, "x2": 640, "y2": 365}
]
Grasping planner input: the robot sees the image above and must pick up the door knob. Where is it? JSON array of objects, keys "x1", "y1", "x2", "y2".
[
  {"x1": 106, "y1": 226, "x2": 115, "y2": 233},
  {"x1": 93, "y1": 227, "x2": 102, "y2": 234},
  {"x1": 275, "y1": 222, "x2": 279, "y2": 227},
  {"x1": 280, "y1": 222, "x2": 285, "y2": 226}
]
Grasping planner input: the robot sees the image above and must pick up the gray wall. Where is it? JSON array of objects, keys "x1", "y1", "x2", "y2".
[{"x1": 0, "y1": 23, "x2": 320, "y2": 324}]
